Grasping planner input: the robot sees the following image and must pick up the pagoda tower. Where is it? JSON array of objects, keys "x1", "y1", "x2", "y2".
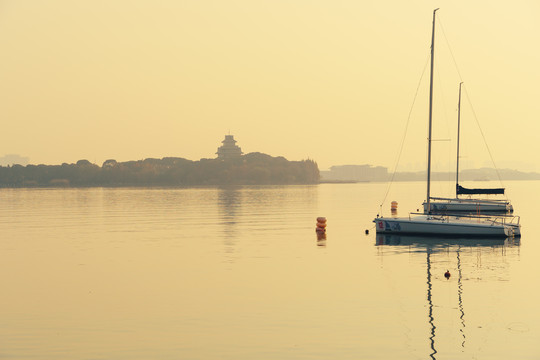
[{"x1": 216, "y1": 135, "x2": 243, "y2": 159}]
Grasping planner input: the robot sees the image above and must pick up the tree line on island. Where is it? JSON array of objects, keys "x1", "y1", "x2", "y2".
[{"x1": 0, "y1": 152, "x2": 320, "y2": 187}]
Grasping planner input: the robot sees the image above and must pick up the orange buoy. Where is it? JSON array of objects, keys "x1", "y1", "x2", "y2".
[{"x1": 316, "y1": 217, "x2": 327, "y2": 233}]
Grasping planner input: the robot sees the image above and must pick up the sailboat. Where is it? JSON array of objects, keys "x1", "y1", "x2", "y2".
[
  {"x1": 373, "y1": 9, "x2": 521, "y2": 238},
  {"x1": 423, "y1": 82, "x2": 513, "y2": 214}
]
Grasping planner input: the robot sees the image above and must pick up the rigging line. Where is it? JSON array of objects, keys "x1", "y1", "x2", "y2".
[
  {"x1": 462, "y1": 85, "x2": 506, "y2": 189},
  {"x1": 378, "y1": 52, "x2": 430, "y2": 211},
  {"x1": 438, "y1": 16, "x2": 506, "y2": 190},
  {"x1": 437, "y1": 16, "x2": 464, "y2": 82}
]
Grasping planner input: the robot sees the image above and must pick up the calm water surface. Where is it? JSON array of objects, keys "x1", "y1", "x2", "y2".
[{"x1": 0, "y1": 181, "x2": 538, "y2": 359}]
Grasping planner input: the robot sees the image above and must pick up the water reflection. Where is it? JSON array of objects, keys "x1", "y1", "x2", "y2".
[
  {"x1": 375, "y1": 234, "x2": 520, "y2": 251},
  {"x1": 457, "y1": 248, "x2": 465, "y2": 349},
  {"x1": 316, "y1": 231, "x2": 327, "y2": 247},
  {"x1": 376, "y1": 234, "x2": 521, "y2": 359},
  {"x1": 217, "y1": 186, "x2": 242, "y2": 255},
  {"x1": 426, "y1": 248, "x2": 437, "y2": 359}
]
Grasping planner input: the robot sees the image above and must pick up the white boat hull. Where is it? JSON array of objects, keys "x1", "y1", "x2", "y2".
[
  {"x1": 373, "y1": 215, "x2": 515, "y2": 238},
  {"x1": 423, "y1": 198, "x2": 513, "y2": 213}
]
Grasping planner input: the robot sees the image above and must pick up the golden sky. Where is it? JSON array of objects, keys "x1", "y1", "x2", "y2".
[{"x1": 0, "y1": 1, "x2": 538, "y2": 171}]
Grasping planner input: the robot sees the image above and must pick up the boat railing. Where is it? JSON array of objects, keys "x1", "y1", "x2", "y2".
[
  {"x1": 410, "y1": 212, "x2": 451, "y2": 221},
  {"x1": 490, "y1": 214, "x2": 520, "y2": 225},
  {"x1": 428, "y1": 197, "x2": 511, "y2": 205}
]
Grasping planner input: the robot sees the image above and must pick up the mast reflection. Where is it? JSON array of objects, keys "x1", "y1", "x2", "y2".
[
  {"x1": 457, "y1": 247, "x2": 466, "y2": 349},
  {"x1": 426, "y1": 248, "x2": 437, "y2": 359}
]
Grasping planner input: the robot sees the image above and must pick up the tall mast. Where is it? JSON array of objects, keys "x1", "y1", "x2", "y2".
[
  {"x1": 426, "y1": 8, "x2": 439, "y2": 214},
  {"x1": 456, "y1": 82, "x2": 463, "y2": 196}
]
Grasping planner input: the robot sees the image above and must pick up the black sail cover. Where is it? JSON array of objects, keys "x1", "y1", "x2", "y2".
[{"x1": 456, "y1": 184, "x2": 505, "y2": 195}]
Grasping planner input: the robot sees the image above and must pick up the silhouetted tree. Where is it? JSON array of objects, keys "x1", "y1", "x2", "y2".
[{"x1": 0, "y1": 153, "x2": 320, "y2": 187}]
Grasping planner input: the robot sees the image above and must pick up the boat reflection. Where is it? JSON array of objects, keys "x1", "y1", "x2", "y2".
[
  {"x1": 375, "y1": 233, "x2": 520, "y2": 359},
  {"x1": 375, "y1": 233, "x2": 520, "y2": 250}
]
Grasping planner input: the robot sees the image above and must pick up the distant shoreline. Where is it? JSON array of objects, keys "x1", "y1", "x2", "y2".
[
  {"x1": 1, "y1": 178, "x2": 539, "y2": 190},
  {"x1": 0, "y1": 153, "x2": 320, "y2": 187},
  {"x1": 321, "y1": 167, "x2": 540, "y2": 183}
]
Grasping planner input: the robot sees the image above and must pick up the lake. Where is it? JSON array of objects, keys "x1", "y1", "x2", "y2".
[{"x1": 0, "y1": 181, "x2": 538, "y2": 359}]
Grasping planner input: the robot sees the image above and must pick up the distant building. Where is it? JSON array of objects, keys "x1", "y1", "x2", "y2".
[{"x1": 216, "y1": 135, "x2": 243, "y2": 159}]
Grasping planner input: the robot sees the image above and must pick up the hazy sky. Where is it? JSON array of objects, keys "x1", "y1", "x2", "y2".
[{"x1": 0, "y1": 1, "x2": 538, "y2": 171}]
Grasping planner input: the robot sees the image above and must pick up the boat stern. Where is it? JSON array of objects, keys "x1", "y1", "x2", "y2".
[{"x1": 373, "y1": 217, "x2": 389, "y2": 233}]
